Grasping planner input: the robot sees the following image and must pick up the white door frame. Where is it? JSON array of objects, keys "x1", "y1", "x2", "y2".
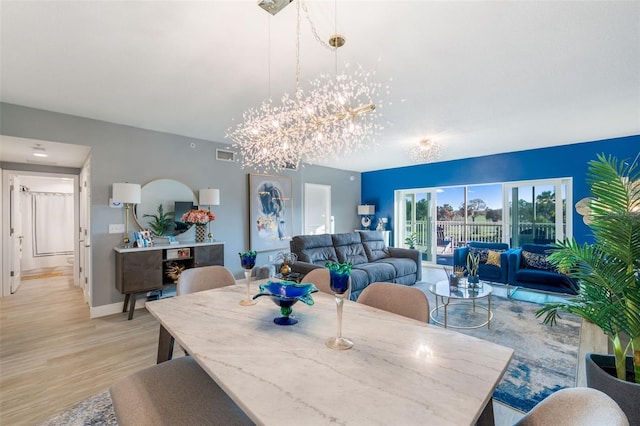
[{"x1": 1, "y1": 169, "x2": 80, "y2": 297}]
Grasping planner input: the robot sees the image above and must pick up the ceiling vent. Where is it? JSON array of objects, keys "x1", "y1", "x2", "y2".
[{"x1": 216, "y1": 149, "x2": 235, "y2": 162}]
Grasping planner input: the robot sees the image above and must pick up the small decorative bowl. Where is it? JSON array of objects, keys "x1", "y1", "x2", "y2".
[{"x1": 253, "y1": 281, "x2": 318, "y2": 325}]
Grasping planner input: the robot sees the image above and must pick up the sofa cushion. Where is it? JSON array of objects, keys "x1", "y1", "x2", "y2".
[
  {"x1": 515, "y1": 269, "x2": 567, "y2": 286},
  {"x1": 362, "y1": 237, "x2": 390, "y2": 262},
  {"x1": 478, "y1": 263, "x2": 501, "y2": 280},
  {"x1": 486, "y1": 250, "x2": 502, "y2": 267},
  {"x1": 522, "y1": 250, "x2": 557, "y2": 272},
  {"x1": 332, "y1": 233, "x2": 369, "y2": 265},
  {"x1": 289, "y1": 234, "x2": 339, "y2": 266},
  {"x1": 469, "y1": 247, "x2": 489, "y2": 263},
  {"x1": 377, "y1": 258, "x2": 417, "y2": 278},
  {"x1": 348, "y1": 269, "x2": 370, "y2": 300},
  {"x1": 353, "y1": 262, "x2": 396, "y2": 283}
]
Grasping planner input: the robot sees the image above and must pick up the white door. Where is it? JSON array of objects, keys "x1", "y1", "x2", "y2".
[
  {"x1": 304, "y1": 184, "x2": 332, "y2": 235},
  {"x1": 9, "y1": 175, "x2": 23, "y2": 293},
  {"x1": 79, "y1": 160, "x2": 92, "y2": 304}
]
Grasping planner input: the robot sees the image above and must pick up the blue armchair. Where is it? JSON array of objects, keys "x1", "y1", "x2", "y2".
[
  {"x1": 453, "y1": 241, "x2": 510, "y2": 283},
  {"x1": 508, "y1": 244, "x2": 578, "y2": 294}
]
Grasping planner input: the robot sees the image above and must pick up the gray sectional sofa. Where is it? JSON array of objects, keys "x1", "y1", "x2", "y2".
[{"x1": 289, "y1": 231, "x2": 421, "y2": 300}]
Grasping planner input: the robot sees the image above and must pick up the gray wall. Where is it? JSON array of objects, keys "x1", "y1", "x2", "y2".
[{"x1": 1, "y1": 102, "x2": 362, "y2": 308}]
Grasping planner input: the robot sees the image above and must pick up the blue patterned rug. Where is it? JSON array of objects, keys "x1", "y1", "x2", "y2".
[{"x1": 415, "y1": 282, "x2": 581, "y2": 413}]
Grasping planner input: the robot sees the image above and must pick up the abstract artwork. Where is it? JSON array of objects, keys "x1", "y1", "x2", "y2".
[{"x1": 249, "y1": 174, "x2": 293, "y2": 252}]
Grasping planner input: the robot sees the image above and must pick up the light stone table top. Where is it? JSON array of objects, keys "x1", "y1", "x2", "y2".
[{"x1": 146, "y1": 281, "x2": 513, "y2": 426}]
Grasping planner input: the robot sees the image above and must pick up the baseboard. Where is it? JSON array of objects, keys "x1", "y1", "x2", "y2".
[{"x1": 90, "y1": 299, "x2": 147, "y2": 318}]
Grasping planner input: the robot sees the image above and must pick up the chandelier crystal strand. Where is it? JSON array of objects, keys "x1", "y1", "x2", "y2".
[{"x1": 227, "y1": 0, "x2": 388, "y2": 172}]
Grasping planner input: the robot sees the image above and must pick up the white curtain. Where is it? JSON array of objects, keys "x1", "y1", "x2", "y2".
[{"x1": 33, "y1": 192, "x2": 74, "y2": 255}]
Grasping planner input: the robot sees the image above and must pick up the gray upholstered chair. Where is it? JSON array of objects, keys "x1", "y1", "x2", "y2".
[
  {"x1": 110, "y1": 356, "x2": 254, "y2": 426},
  {"x1": 303, "y1": 268, "x2": 351, "y2": 300},
  {"x1": 515, "y1": 387, "x2": 629, "y2": 426},
  {"x1": 356, "y1": 282, "x2": 430, "y2": 323},
  {"x1": 177, "y1": 265, "x2": 235, "y2": 295}
]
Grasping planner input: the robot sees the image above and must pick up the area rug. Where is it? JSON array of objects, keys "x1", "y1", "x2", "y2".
[
  {"x1": 415, "y1": 282, "x2": 581, "y2": 413},
  {"x1": 37, "y1": 390, "x2": 117, "y2": 426}
]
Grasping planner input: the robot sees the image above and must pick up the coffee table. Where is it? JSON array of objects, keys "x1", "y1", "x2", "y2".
[{"x1": 429, "y1": 280, "x2": 493, "y2": 329}]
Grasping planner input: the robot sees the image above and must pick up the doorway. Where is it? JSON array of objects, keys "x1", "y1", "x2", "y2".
[{"x1": 2, "y1": 171, "x2": 78, "y2": 295}]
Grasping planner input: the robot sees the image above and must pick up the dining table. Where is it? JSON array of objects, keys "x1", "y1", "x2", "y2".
[{"x1": 145, "y1": 279, "x2": 514, "y2": 426}]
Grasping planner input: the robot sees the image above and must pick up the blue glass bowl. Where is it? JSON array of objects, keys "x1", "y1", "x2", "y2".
[{"x1": 253, "y1": 281, "x2": 318, "y2": 325}]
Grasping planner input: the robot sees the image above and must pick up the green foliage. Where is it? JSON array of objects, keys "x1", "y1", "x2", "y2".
[
  {"x1": 143, "y1": 204, "x2": 174, "y2": 237},
  {"x1": 404, "y1": 232, "x2": 417, "y2": 249},
  {"x1": 466, "y1": 252, "x2": 480, "y2": 277},
  {"x1": 536, "y1": 153, "x2": 640, "y2": 383}
]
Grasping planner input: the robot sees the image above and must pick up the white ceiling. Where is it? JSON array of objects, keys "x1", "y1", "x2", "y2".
[{"x1": 1, "y1": 1, "x2": 639, "y2": 172}]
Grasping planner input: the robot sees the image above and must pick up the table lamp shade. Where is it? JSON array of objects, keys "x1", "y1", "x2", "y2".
[
  {"x1": 113, "y1": 183, "x2": 141, "y2": 204},
  {"x1": 357, "y1": 205, "x2": 375, "y2": 215},
  {"x1": 199, "y1": 188, "x2": 220, "y2": 206}
]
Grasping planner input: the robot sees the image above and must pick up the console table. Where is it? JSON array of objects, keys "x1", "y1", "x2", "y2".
[{"x1": 114, "y1": 241, "x2": 224, "y2": 319}]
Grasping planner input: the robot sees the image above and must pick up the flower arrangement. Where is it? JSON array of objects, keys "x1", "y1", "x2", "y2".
[{"x1": 181, "y1": 209, "x2": 215, "y2": 225}]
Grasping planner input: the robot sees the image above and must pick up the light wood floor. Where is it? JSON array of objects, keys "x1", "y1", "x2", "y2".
[
  {"x1": 0, "y1": 274, "x2": 184, "y2": 425},
  {"x1": 1, "y1": 268, "x2": 605, "y2": 425}
]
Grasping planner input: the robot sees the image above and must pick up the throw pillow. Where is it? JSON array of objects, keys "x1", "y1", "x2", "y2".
[
  {"x1": 521, "y1": 250, "x2": 557, "y2": 272},
  {"x1": 486, "y1": 250, "x2": 501, "y2": 267},
  {"x1": 469, "y1": 247, "x2": 489, "y2": 264}
]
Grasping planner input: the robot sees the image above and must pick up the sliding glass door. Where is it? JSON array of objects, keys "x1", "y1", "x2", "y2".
[
  {"x1": 395, "y1": 189, "x2": 436, "y2": 262},
  {"x1": 505, "y1": 179, "x2": 571, "y2": 248},
  {"x1": 394, "y1": 178, "x2": 572, "y2": 266}
]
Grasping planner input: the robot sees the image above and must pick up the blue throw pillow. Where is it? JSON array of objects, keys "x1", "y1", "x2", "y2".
[{"x1": 521, "y1": 250, "x2": 557, "y2": 272}]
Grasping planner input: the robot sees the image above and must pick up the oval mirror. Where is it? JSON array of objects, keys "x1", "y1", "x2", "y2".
[{"x1": 133, "y1": 179, "x2": 197, "y2": 236}]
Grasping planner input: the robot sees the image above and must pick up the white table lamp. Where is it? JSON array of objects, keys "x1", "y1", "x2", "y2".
[
  {"x1": 357, "y1": 204, "x2": 375, "y2": 230},
  {"x1": 113, "y1": 182, "x2": 141, "y2": 247},
  {"x1": 199, "y1": 188, "x2": 220, "y2": 240}
]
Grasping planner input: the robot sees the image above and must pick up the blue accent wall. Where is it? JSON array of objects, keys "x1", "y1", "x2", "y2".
[{"x1": 362, "y1": 135, "x2": 639, "y2": 245}]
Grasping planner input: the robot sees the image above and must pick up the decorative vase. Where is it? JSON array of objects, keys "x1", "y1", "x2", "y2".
[
  {"x1": 448, "y1": 274, "x2": 459, "y2": 292},
  {"x1": 195, "y1": 224, "x2": 206, "y2": 243},
  {"x1": 585, "y1": 352, "x2": 639, "y2": 425}
]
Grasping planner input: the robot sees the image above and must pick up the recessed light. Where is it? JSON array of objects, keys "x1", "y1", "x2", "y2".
[{"x1": 33, "y1": 152, "x2": 48, "y2": 158}]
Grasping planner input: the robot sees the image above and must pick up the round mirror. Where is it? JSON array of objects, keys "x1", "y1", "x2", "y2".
[{"x1": 133, "y1": 179, "x2": 197, "y2": 236}]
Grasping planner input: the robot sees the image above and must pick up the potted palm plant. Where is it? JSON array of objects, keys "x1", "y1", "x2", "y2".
[
  {"x1": 536, "y1": 153, "x2": 639, "y2": 423},
  {"x1": 144, "y1": 204, "x2": 174, "y2": 237}
]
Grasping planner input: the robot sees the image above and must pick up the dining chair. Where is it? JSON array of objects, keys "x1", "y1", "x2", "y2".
[
  {"x1": 172, "y1": 265, "x2": 236, "y2": 358},
  {"x1": 177, "y1": 265, "x2": 236, "y2": 295},
  {"x1": 110, "y1": 356, "x2": 254, "y2": 426},
  {"x1": 356, "y1": 282, "x2": 430, "y2": 323},
  {"x1": 515, "y1": 387, "x2": 629, "y2": 426},
  {"x1": 302, "y1": 268, "x2": 351, "y2": 300}
]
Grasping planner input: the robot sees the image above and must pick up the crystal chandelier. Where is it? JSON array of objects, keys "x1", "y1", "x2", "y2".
[
  {"x1": 226, "y1": 0, "x2": 387, "y2": 172},
  {"x1": 409, "y1": 138, "x2": 442, "y2": 163}
]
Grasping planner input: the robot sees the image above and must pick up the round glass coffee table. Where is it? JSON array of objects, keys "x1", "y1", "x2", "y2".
[{"x1": 428, "y1": 280, "x2": 493, "y2": 329}]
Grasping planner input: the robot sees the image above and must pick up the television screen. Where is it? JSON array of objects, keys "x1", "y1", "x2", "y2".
[{"x1": 174, "y1": 201, "x2": 195, "y2": 232}]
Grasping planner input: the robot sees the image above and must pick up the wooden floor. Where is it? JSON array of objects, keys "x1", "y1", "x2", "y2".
[
  {"x1": 0, "y1": 268, "x2": 606, "y2": 425},
  {"x1": 0, "y1": 274, "x2": 183, "y2": 425}
]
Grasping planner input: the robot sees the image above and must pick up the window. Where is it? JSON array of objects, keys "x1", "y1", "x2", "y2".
[{"x1": 395, "y1": 178, "x2": 572, "y2": 265}]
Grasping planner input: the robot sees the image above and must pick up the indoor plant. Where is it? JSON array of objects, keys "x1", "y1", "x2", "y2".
[
  {"x1": 466, "y1": 252, "x2": 480, "y2": 284},
  {"x1": 535, "y1": 154, "x2": 639, "y2": 421},
  {"x1": 404, "y1": 232, "x2": 417, "y2": 249},
  {"x1": 143, "y1": 204, "x2": 174, "y2": 237}
]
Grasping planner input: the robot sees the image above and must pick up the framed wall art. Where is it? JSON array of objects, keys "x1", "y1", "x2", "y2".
[{"x1": 248, "y1": 173, "x2": 293, "y2": 252}]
